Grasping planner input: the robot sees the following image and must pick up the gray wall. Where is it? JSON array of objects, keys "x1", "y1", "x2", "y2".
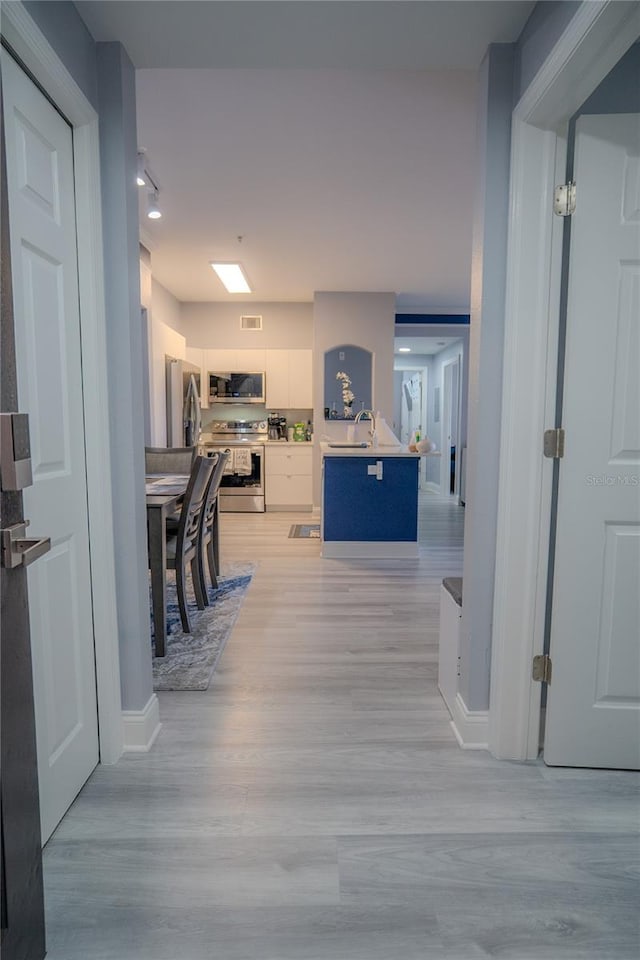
[
  {"x1": 17, "y1": 4, "x2": 154, "y2": 713},
  {"x1": 182, "y1": 302, "x2": 313, "y2": 349},
  {"x1": 312, "y1": 292, "x2": 396, "y2": 505},
  {"x1": 97, "y1": 42, "x2": 154, "y2": 712},
  {"x1": 579, "y1": 41, "x2": 640, "y2": 114},
  {"x1": 23, "y1": 1, "x2": 99, "y2": 109},
  {"x1": 514, "y1": 1, "x2": 581, "y2": 101},
  {"x1": 459, "y1": 44, "x2": 515, "y2": 712}
]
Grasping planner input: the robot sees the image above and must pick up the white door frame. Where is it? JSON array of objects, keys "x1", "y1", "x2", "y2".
[
  {"x1": 440, "y1": 356, "x2": 461, "y2": 498},
  {"x1": 2, "y1": 3, "x2": 123, "y2": 762},
  {"x1": 489, "y1": 0, "x2": 640, "y2": 760}
]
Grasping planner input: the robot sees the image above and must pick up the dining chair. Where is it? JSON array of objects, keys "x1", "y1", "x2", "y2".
[
  {"x1": 164, "y1": 455, "x2": 215, "y2": 633},
  {"x1": 197, "y1": 451, "x2": 229, "y2": 600},
  {"x1": 145, "y1": 445, "x2": 196, "y2": 475}
]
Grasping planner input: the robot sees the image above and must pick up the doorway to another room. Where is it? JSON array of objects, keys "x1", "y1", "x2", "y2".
[{"x1": 394, "y1": 331, "x2": 466, "y2": 500}]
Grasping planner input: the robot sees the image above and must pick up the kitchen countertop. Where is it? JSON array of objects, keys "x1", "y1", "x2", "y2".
[
  {"x1": 320, "y1": 441, "x2": 419, "y2": 458},
  {"x1": 199, "y1": 437, "x2": 314, "y2": 446},
  {"x1": 264, "y1": 440, "x2": 314, "y2": 446}
]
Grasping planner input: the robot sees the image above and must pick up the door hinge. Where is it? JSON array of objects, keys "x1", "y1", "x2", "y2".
[
  {"x1": 543, "y1": 428, "x2": 565, "y2": 459},
  {"x1": 532, "y1": 654, "x2": 552, "y2": 684},
  {"x1": 553, "y1": 181, "x2": 576, "y2": 217}
]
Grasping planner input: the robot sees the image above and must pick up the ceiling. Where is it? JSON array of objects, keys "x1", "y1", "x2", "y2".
[
  {"x1": 75, "y1": 1, "x2": 535, "y2": 307},
  {"x1": 394, "y1": 335, "x2": 460, "y2": 356}
]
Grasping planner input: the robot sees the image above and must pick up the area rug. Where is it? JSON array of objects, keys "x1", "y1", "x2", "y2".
[
  {"x1": 289, "y1": 523, "x2": 321, "y2": 539},
  {"x1": 151, "y1": 562, "x2": 255, "y2": 691}
]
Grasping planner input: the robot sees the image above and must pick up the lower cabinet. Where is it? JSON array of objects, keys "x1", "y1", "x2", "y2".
[{"x1": 265, "y1": 446, "x2": 313, "y2": 511}]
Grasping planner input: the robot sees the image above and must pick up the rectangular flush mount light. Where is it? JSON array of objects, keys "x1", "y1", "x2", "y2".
[{"x1": 210, "y1": 262, "x2": 252, "y2": 294}]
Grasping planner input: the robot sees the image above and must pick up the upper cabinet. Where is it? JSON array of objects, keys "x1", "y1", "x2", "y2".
[
  {"x1": 205, "y1": 348, "x2": 266, "y2": 373},
  {"x1": 188, "y1": 347, "x2": 312, "y2": 411},
  {"x1": 265, "y1": 349, "x2": 312, "y2": 409}
]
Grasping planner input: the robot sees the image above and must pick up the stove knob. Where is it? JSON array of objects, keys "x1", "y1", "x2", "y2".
[{"x1": 258, "y1": 421, "x2": 267, "y2": 430}]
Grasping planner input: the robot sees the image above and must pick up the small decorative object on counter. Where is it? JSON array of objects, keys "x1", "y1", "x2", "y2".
[
  {"x1": 409, "y1": 435, "x2": 437, "y2": 454},
  {"x1": 305, "y1": 420, "x2": 313, "y2": 442},
  {"x1": 293, "y1": 422, "x2": 306, "y2": 442}
]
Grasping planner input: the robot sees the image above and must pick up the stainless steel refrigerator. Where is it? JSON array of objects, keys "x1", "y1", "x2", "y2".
[{"x1": 166, "y1": 357, "x2": 201, "y2": 447}]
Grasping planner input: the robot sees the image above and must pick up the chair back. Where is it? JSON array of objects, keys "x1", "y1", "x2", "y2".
[
  {"x1": 145, "y1": 446, "x2": 196, "y2": 475},
  {"x1": 177, "y1": 456, "x2": 215, "y2": 558},
  {"x1": 201, "y1": 451, "x2": 229, "y2": 535}
]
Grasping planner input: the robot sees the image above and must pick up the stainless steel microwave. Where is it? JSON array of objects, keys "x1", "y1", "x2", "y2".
[{"x1": 208, "y1": 371, "x2": 266, "y2": 403}]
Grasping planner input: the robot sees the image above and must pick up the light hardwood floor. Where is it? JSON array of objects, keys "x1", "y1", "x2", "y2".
[{"x1": 43, "y1": 493, "x2": 639, "y2": 959}]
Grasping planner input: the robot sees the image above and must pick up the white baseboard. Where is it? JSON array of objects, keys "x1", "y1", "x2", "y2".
[
  {"x1": 449, "y1": 692, "x2": 489, "y2": 750},
  {"x1": 122, "y1": 694, "x2": 161, "y2": 753}
]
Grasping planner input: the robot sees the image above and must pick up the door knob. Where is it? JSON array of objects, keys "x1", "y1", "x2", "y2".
[{"x1": 1, "y1": 521, "x2": 51, "y2": 569}]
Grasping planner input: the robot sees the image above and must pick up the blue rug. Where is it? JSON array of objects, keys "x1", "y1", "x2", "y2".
[{"x1": 151, "y1": 562, "x2": 255, "y2": 691}]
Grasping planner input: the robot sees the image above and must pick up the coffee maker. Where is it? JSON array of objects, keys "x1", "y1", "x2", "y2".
[{"x1": 268, "y1": 413, "x2": 287, "y2": 440}]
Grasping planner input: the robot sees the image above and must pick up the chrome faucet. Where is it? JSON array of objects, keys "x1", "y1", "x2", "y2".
[{"x1": 355, "y1": 408, "x2": 376, "y2": 440}]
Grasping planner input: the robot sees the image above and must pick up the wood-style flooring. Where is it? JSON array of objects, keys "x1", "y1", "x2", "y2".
[{"x1": 43, "y1": 493, "x2": 639, "y2": 959}]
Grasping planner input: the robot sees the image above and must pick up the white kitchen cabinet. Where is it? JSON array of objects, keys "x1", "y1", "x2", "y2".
[
  {"x1": 265, "y1": 445, "x2": 313, "y2": 511},
  {"x1": 265, "y1": 349, "x2": 312, "y2": 409},
  {"x1": 240, "y1": 348, "x2": 266, "y2": 370},
  {"x1": 289, "y1": 350, "x2": 313, "y2": 407},
  {"x1": 205, "y1": 348, "x2": 266, "y2": 372},
  {"x1": 205, "y1": 348, "x2": 237, "y2": 374},
  {"x1": 265, "y1": 350, "x2": 290, "y2": 408}
]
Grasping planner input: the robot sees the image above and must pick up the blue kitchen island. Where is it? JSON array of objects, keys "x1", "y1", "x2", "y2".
[{"x1": 320, "y1": 443, "x2": 420, "y2": 558}]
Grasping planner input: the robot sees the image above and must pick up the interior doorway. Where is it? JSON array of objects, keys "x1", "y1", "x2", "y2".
[
  {"x1": 489, "y1": 2, "x2": 640, "y2": 762},
  {"x1": 397, "y1": 366, "x2": 429, "y2": 488},
  {"x1": 2, "y1": 48, "x2": 100, "y2": 842},
  {"x1": 441, "y1": 356, "x2": 461, "y2": 498}
]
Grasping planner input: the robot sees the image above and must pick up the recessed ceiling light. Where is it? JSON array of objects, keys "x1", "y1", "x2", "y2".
[
  {"x1": 210, "y1": 262, "x2": 252, "y2": 294},
  {"x1": 398, "y1": 347, "x2": 411, "y2": 353}
]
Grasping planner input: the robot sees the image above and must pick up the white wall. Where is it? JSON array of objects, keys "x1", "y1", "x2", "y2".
[
  {"x1": 427, "y1": 341, "x2": 465, "y2": 492},
  {"x1": 97, "y1": 42, "x2": 154, "y2": 713},
  {"x1": 313, "y1": 291, "x2": 396, "y2": 505},
  {"x1": 181, "y1": 301, "x2": 313, "y2": 349},
  {"x1": 459, "y1": 44, "x2": 515, "y2": 713},
  {"x1": 145, "y1": 278, "x2": 185, "y2": 445}
]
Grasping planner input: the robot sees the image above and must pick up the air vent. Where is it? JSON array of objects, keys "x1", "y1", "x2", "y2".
[{"x1": 240, "y1": 315, "x2": 262, "y2": 331}]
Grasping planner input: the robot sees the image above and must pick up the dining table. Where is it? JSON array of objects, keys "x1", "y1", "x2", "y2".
[{"x1": 145, "y1": 473, "x2": 190, "y2": 657}]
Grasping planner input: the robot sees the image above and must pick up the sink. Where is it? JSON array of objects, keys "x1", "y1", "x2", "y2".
[{"x1": 327, "y1": 441, "x2": 369, "y2": 448}]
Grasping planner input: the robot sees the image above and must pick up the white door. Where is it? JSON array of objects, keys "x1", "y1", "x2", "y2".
[
  {"x1": 544, "y1": 113, "x2": 640, "y2": 769},
  {"x1": 441, "y1": 358, "x2": 459, "y2": 496},
  {"x1": 1, "y1": 52, "x2": 99, "y2": 836}
]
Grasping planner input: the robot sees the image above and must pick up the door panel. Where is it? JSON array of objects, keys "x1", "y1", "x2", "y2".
[
  {"x1": 1, "y1": 51, "x2": 99, "y2": 838},
  {"x1": 544, "y1": 113, "x2": 640, "y2": 769},
  {"x1": 0, "y1": 69, "x2": 46, "y2": 960}
]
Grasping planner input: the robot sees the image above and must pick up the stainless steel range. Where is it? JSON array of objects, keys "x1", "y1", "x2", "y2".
[{"x1": 201, "y1": 419, "x2": 267, "y2": 512}]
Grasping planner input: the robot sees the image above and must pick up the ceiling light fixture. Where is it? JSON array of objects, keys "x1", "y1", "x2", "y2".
[
  {"x1": 136, "y1": 150, "x2": 147, "y2": 187},
  {"x1": 147, "y1": 189, "x2": 162, "y2": 220},
  {"x1": 398, "y1": 347, "x2": 411, "y2": 353},
  {"x1": 210, "y1": 262, "x2": 252, "y2": 294}
]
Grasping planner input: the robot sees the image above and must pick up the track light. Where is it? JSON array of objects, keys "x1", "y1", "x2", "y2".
[
  {"x1": 137, "y1": 148, "x2": 162, "y2": 220},
  {"x1": 147, "y1": 189, "x2": 162, "y2": 220},
  {"x1": 136, "y1": 151, "x2": 147, "y2": 187}
]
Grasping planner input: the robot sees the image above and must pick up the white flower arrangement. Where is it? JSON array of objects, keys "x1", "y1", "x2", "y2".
[{"x1": 336, "y1": 371, "x2": 355, "y2": 418}]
